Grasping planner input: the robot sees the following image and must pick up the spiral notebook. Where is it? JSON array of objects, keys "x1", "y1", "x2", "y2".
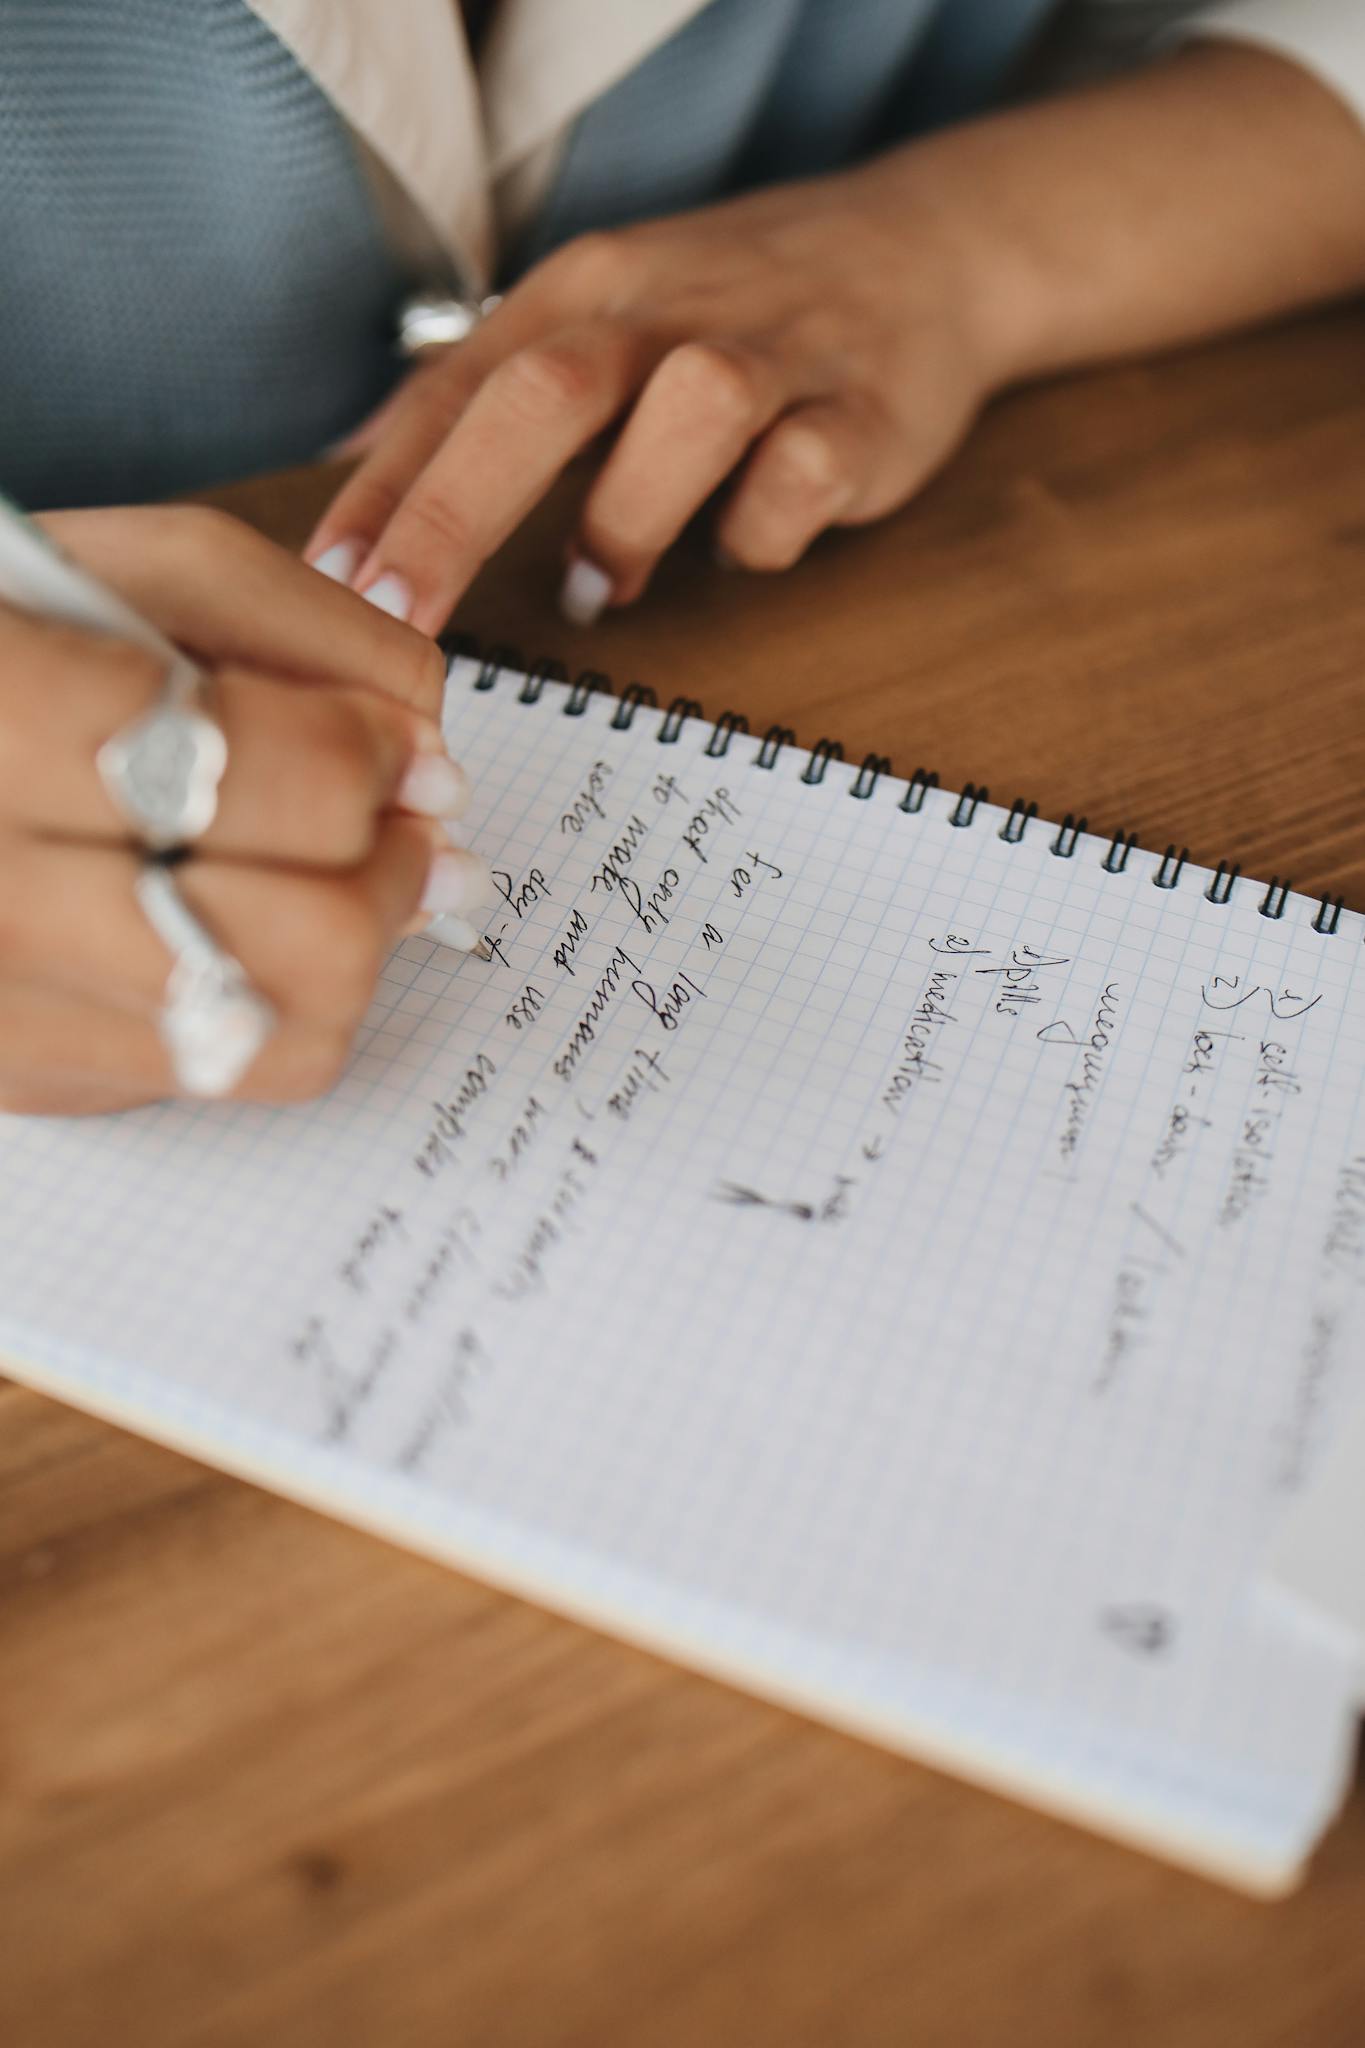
[{"x1": 2, "y1": 646, "x2": 1364, "y2": 1893}]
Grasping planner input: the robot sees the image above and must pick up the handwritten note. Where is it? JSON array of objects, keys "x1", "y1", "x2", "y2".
[{"x1": 1, "y1": 656, "x2": 1363, "y2": 1889}]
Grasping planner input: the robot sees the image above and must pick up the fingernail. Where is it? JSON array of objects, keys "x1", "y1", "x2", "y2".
[
  {"x1": 312, "y1": 537, "x2": 364, "y2": 584},
  {"x1": 421, "y1": 846, "x2": 496, "y2": 916},
  {"x1": 559, "y1": 556, "x2": 612, "y2": 627},
  {"x1": 398, "y1": 752, "x2": 470, "y2": 819},
  {"x1": 361, "y1": 572, "x2": 414, "y2": 622},
  {"x1": 425, "y1": 912, "x2": 483, "y2": 954}
]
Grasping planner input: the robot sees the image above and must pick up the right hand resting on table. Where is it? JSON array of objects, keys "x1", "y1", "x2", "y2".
[{"x1": 0, "y1": 505, "x2": 494, "y2": 1117}]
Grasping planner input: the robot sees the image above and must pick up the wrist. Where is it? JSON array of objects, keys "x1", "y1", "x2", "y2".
[
  {"x1": 840, "y1": 136, "x2": 1057, "y2": 397},
  {"x1": 846, "y1": 43, "x2": 1365, "y2": 398}
]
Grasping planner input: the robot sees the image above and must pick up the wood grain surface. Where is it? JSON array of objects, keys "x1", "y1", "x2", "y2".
[{"x1": 4, "y1": 308, "x2": 1365, "y2": 2048}]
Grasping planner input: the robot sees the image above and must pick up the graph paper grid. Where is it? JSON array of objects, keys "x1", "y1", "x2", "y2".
[{"x1": 2, "y1": 654, "x2": 1363, "y2": 1892}]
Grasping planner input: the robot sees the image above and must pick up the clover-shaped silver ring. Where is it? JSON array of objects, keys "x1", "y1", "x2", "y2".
[{"x1": 97, "y1": 654, "x2": 228, "y2": 853}]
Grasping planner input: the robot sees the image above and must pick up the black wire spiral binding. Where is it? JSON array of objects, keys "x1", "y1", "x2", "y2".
[
  {"x1": 705, "y1": 711, "x2": 749, "y2": 758},
  {"x1": 850, "y1": 753, "x2": 891, "y2": 800},
  {"x1": 1001, "y1": 797, "x2": 1037, "y2": 844},
  {"x1": 756, "y1": 724, "x2": 794, "y2": 769},
  {"x1": 801, "y1": 738, "x2": 844, "y2": 786},
  {"x1": 899, "y1": 767, "x2": 938, "y2": 815},
  {"x1": 1153, "y1": 844, "x2": 1188, "y2": 891},
  {"x1": 658, "y1": 695, "x2": 702, "y2": 743},
  {"x1": 611, "y1": 682, "x2": 657, "y2": 730},
  {"x1": 1260, "y1": 876, "x2": 1291, "y2": 920},
  {"x1": 564, "y1": 668, "x2": 611, "y2": 716},
  {"x1": 517, "y1": 656, "x2": 567, "y2": 705},
  {"x1": 950, "y1": 783, "x2": 987, "y2": 828},
  {"x1": 1104, "y1": 829, "x2": 1138, "y2": 874},
  {"x1": 440, "y1": 633, "x2": 1356, "y2": 937},
  {"x1": 1207, "y1": 859, "x2": 1239, "y2": 905}
]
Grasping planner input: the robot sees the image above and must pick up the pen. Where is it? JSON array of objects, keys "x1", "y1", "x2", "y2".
[{"x1": 0, "y1": 489, "x2": 195, "y2": 672}]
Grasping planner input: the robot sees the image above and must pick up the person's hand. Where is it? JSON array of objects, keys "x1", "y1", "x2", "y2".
[
  {"x1": 0, "y1": 505, "x2": 494, "y2": 1117},
  {"x1": 306, "y1": 157, "x2": 1006, "y2": 631},
  {"x1": 310, "y1": 40, "x2": 1365, "y2": 636}
]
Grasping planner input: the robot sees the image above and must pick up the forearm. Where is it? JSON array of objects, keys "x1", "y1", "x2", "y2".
[{"x1": 867, "y1": 40, "x2": 1365, "y2": 387}]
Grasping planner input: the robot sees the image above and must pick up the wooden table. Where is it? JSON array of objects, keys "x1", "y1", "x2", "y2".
[{"x1": 4, "y1": 308, "x2": 1365, "y2": 2048}]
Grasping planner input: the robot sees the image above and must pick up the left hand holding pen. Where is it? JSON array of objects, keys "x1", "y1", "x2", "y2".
[
  {"x1": 307, "y1": 158, "x2": 1006, "y2": 633},
  {"x1": 0, "y1": 507, "x2": 493, "y2": 1117}
]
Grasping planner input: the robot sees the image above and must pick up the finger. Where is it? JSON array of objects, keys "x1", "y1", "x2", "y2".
[
  {"x1": 566, "y1": 342, "x2": 786, "y2": 615},
  {"x1": 305, "y1": 249, "x2": 609, "y2": 571},
  {"x1": 714, "y1": 402, "x2": 881, "y2": 572},
  {"x1": 308, "y1": 362, "x2": 493, "y2": 595},
  {"x1": 0, "y1": 817, "x2": 481, "y2": 1029},
  {"x1": 0, "y1": 975, "x2": 352, "y2": 1109},
  {"x1": 38, "y1": 505, "x2": 447, "y2": 721},
  {"x1": 0, "y1": 614, "x2": 471, "y2": 861},
  {"x1": 0, "y1": 1062, "x2": 160, "y2": 1118},
  {"x1": 308, "y1": 351, "x2": 504, "y2": 575},
  {"x1": 351, "y1": 322, "x2": 665, "y2": 634}
]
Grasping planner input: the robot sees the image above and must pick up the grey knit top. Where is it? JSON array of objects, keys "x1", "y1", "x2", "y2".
[
  {"x1": 0, "y1": 0, "x2": 411, "y2": 508},
  {"x1": 0, "y1": 0, "x2": 1059, "y2": 511}
]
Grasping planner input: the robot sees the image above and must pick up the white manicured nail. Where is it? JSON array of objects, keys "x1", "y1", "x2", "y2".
[
  {"x1": 425, "y1": 913, "x2": 483, "y2": 953},
  {"x1": 362, "y1": 572, "x2": 414, "y2": 621},
  {"x1": 312, "y1": 538, "x2": 363, "y2": 584},
  {"x1": 559, "y1": 556, "x2": 612, "y2": 626},
  {"x1": 421, "y1": 846, "x2": 496, "y2": 916},
  {"x1": 398, "y1": 752, "x2": 470, "y2": 819}
]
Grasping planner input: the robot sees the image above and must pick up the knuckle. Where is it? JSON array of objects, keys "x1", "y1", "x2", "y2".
[
  {"x1": 499, "y1": 341, "x2": 598, "y2": 424},
  {"x1": 722, "y1": 523, "x2": 806, "y2": 575},
  {"x1": 300, "y1": 1031, "x2": 354, "y2": 1100},
  {"x1": 307, "y1": 704, "x2": 383, "y2": 859},
  {"x1": 101, "y1": 635, "x2": 167, "y2": 700},
  {"x1": 82, "y1": 636, "x2": 167, "y2": 730},
  {"x1": 158, "y1": 502, "x2": 255, "y2": 567},
  {"x1": 392, "y1": 360, "x2": 474, "y2": 445},
  {"x1": 268, "y1": 1029, "x2": 353, "y2": 1103},
  {"x1": 766, "y1": 422, "x2": 848, "y2": 501},
  {"x1": 788, "y1": 307, "x2": 854, "y2": 365},
  {"x1": 552, "y1": 230, "x2": 633, "y2": 299},
  {"x1": 394, "y1": 637, "x2": 448, "y2": 722},
  {"x1": 736, "y1": 541, "x2": 790, "y2": 574},
  {"x1": 391, "y1": 489, "x2": 479, "y2": 564},
  {"x1": 308, "y1": 888, "x2": 385, "y2": 1014},
  {"x1": 661, "y1": 342, "x2": 758, "y2": 426}
]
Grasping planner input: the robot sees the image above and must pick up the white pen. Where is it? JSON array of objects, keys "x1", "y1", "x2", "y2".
[{"x1": 0, "y1": 488, "x2": 194, "y2": 671}]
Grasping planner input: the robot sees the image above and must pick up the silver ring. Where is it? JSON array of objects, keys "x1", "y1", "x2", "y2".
[
  {"x1": 395, "y1": 289, "x2": 503, "y2": 357},
  {"x1": 97, "y1": 653, "x2": 228, "y2": 852},
  {"x1": 135, "y1": 864, "x2": 276, "y2": 1099}
]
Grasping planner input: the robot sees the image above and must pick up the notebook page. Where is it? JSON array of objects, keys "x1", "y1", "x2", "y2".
[
  {"x1": 2, "y1": 656, "x2": 1363, "y2": 1890},
  {"x1": 1264, "y1": 1388, "x2": 1365, "y2": 1678}
]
